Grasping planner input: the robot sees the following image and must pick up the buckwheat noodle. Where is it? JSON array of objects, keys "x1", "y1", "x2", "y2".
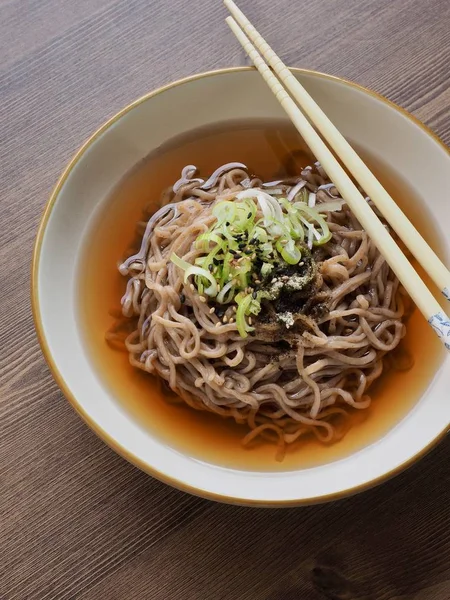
[{"x1": 110, "y1": 162, "x2": 407, "y2": 459}]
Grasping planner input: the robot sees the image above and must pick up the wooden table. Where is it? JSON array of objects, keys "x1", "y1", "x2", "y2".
[{"x1": 1, "y1": 0, "x2": 449, "y2": 598}]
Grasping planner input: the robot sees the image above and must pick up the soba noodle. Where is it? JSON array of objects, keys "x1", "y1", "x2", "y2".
[{"x1": 111, "y1": 162, "x2": 407, "y2": 459}]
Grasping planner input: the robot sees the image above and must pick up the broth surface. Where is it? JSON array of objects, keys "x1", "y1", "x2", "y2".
[{"x1": 78, "y1": 119, "x2": 445, "y2": 471}]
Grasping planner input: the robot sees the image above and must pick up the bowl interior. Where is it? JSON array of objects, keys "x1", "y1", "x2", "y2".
[{"x1": 34, "y1": 68, "x2": 450, "y2": 505}]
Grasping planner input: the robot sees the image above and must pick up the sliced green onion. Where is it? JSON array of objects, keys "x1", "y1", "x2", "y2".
[
  {"x1": 295, "y1": 204, "x2": 332, "y2": 246},
  {"x1": 248, "y1": 225, "x2": 268, "y2": 243},
  {"x1": 171, "y1": 252, "x2": 193, "y2": 272},
  {"x1": 259, "y1": 241, "x2": 274, "y2": 257},
  {"x1": 279, "y1": 198, "x2": 305, "y2": 241},
  {"x1": 285, "y1": 239, "x2": 302, "y2": 264},
  {"x1": 195, "y1": 232, "x2": 224, "y2": 251},
  {"x1": 235, "y1": 293, "x2": 255, "y2": 337},
  {"x1": 184, "y1": 265, "x2": 218, "y2": 296},
  {"x1": 216, "y1": 281, "x2": 235, "y2": 304},
  {"x1": 234, "y1": 259, "x2": 251, "y2": 288},
  {"x1": 248, "y1": 295, "x2": 262, "y2": 316},
  {"x1": 236, "y1": 189, "x2": 285, "y2": 235},
  {"x1": 299, "y1": 216, "x2": 322, "y2": 242},
  {"x1": 220, "y1": 253, "x2": 232, "y2": 287},
  {"x1": 234, "y1": 198, "x2": 257, "y2": 228},
  {"x1": 261, "y1": 263, "x2": 273, "y2": 278},
  {"x1": 276, "y1": 239, "x2": 302, "y2": 265},
  {"x1": 212, "y1": 201, "x2": 236, "y2": 224}
]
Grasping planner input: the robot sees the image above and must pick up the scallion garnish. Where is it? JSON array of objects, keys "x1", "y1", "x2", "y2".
[{"x1": 170, "y1": 188, "x2": 332, "y2": 337}]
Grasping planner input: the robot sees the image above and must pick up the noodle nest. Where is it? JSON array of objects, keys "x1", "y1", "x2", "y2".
[{"x1": 111, "y1": 162, "x2": 407, "y2": 459}]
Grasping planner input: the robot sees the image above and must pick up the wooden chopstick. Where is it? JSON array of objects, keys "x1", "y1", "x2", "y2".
[
  {"x1": 225, "y1": 14, "x2": 450, "y2": 350},
  {"x1": 224, "y1": 0, "x2": 450, "y2": 304}
]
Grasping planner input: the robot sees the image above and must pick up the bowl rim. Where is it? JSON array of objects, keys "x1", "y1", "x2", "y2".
[{"x1": 32, "y1": 66, "x2": 450, "y2": 506}]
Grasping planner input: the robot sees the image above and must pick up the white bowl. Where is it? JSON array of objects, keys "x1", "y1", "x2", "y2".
[{"x1": 32, "y1": 68, "x2": 450, "y2": 506}]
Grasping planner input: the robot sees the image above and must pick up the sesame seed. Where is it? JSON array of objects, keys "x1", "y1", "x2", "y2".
[
  {"x1": 233, "y1": 306, "x2": 237, "y2": 312},
  {"x1": 215, "y1": 322, "x2": 221, "y2": 328},
  {"x1": 248, "y1": 317, "x2": 253, "y2": 325},
  {"x1": 255, "y1": 279, "x2": 261, "y2": 284},
  {"x1": 209, "y1": 307, "x2": 215, "y2": 314},
  {"x1": 223, "y1": 316, "x2": 228, "y2": 323},
  {"x1": 199, "y1": 296, "x2": 207, "y2": 303},
  {"x1": 190, "y1": 284, "x2": 195, "y2": 291},
  {"x1": 229, "y1": 318, "x2": 235, "y2": 323}
]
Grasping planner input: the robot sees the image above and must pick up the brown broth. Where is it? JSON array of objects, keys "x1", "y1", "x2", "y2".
[{"x1": 77, "y1": 119, "x2": 446, "y2": 471}]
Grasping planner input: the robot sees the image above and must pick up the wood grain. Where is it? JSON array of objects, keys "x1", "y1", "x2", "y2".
[{"x1": 0, "y1": 0, "x2": 449, "y2": 598}]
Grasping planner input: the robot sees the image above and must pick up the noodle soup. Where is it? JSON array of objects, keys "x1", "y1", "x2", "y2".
[{"x1": 78, "y1": 119, "x2": 445, "y2": 471}]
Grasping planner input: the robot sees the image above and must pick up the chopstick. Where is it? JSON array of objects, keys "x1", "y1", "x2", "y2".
[
  {"x1": 225, "y1": 0, "x2": 450, "y2": 303},
  {"x1": 224, "y1": 11, "x2": 450, "y2": 350}
]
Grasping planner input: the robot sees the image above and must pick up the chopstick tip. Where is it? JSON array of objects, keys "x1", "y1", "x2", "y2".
[{"x1": 225, "y1": 15, "x2": 237, "y2": 30}]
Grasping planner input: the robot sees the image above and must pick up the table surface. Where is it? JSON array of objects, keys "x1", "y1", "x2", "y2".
[{"x1": 1, "y1": 0, "x2": 449, "y2": 598}]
